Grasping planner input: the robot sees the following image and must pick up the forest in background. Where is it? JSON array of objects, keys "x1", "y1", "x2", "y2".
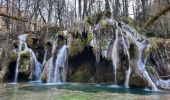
[{"x1": 0, "y1": 0, "x2": 169, "y2": 50}]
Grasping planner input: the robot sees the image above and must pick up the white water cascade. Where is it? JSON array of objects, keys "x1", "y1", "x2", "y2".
[
  {"x1": 53, "y1": 45, "x2": 67, "y2": 82},
  {"x1": 14, "y1": 34, "x2": 42, "y2": 82},
  {"x1": 122, "y1": 24, "x2": 158, "y2": 90},
  {"x1": 14, "y1": 34, "x2": 27, "y2": 83},
  {"x1": 46, "y1": 37, "x2": 68, "y2": 83},
  {"x1": 112, "y1": 27, "x2": 120, "y2": 85},
  {"x1": 94, "y1": 18, "x2": 133, "y2": 87},
  {"x1": 47, "y1": 39, "x2": 58, "y2": 83},
  {"x1": 119, "y1": 27, "x2": 132, "y2": 88}
]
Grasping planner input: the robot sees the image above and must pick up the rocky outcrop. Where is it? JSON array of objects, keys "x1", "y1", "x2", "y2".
[
  {"x1": 148, "y1": 38, "x2": 170, "y2": 79},
  {"x1": 0, "y1": 49, "x2": 17, "y2": 82},
  {"x1": 67, "y1": 47, "x2": 113, "y2": 83},
  {"x1": 0, "y1": 10, "x2": 170, "y2": 91},
  {"x1": 67, "y1": 21, "x2": 90, "y2": 57}
]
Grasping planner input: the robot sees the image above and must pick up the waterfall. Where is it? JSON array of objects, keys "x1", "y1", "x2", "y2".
[
  {"x1": 93, "y1": 18, "x2": 157, "y2": 90},
  {"x1": 122, "y1": 24, "x2": 158, "y2": 90},
  {"x1": 137, "y1": 42, "x2": 157, "y2": 90},
  {"x1": 14, "y1": 34, "x2": 42, "y2": 82},
  {"x1": 112, "y1": 28, "x2": 119, "y2": 85},
  {"x1": 119, "y1": 27, "x2": 131, "y2": 88},
  {"x1": 46, "y1": 37, "x2": 68, "y2": 83},
  {"x1": 47, "y1": 39, "x2": 57, "y2": 83},
  {"x1": 53, "y1": 45, "x2": 67, "y2": 83},
  {"x1": 25, "y1": 47, "x2": 42, "y2": 80},
  {"x1": 14, "y1": 34, "x2": 27, "y2": 83}
]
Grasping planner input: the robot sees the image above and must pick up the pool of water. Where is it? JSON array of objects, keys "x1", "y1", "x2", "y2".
[{"x1": 0, "y1": 83, "x2": 170, "y2": 100}]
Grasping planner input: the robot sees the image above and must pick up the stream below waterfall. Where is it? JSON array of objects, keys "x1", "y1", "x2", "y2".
[{"x1": 0, "y1": 83, "x2": 170, "y2": 100}]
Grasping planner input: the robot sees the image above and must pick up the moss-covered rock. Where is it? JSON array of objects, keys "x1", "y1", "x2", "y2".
[
  {"x1": 26, "y1": 33, "x2": 38, "y2": 48},
  {"x1": 12, "y1": 40, "x2": 19, "y2": 49},
  {"x1": 0, "y1": 49, "x2": 15, "y2": 82},
  {"x1": 69, "y1": 39, "x2": 86, "y2": 57},
  {"x1": 147, "y1": 37, "x2": 170, "y2": 80},
  {"x1": 146, "y1": 65, "x2": 159, "y2": 81},
  {"x1": 68, "y1": 21, "x2": 90, "y2": 39},
  {"x1": 67, "y1": 20, "x2": 91, "y2": 57},
  {"x1": 87, "y1": 10, "x2": 111, "y2": 26},
  {"x1": 9, "y1": 51, "x2": 18, "y2": 62},
  {"x1": 19, "y1": 51, "x2": 31, "y2": 74}
]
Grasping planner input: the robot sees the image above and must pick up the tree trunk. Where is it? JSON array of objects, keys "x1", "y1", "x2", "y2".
[{"x1": 144, "y1": 5, "x2": 170, "y2": 30}]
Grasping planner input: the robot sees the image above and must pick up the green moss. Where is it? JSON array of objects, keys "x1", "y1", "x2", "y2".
[
  {"x1": 70, "y1": 73, "x2": 84, "y2": 82},
  {"x1": 86, "y1": 32, "x2": 93, "y2": 45},
  {"x1": 20, "y1": 59, "x2": 30, "y2": 73},
  {"x1": 99, "y1": 40, "x2": 107, "y2": 48},
  {"x1": 130, "y1": 44, "x2": 138, "y2": 59},
  {"x1": 20, "y1": 52, "x2": 31, "y2": 73},
  {"x1": 10, "y1": 51, "x2": 18, "y2": 61},
  {"x1": 146, "y1": 65, "x2": 160, "y2": 80},
  {"x1": 57, "y1": 31, "x2": 64, "y2": 36},
  {"x1": 69, "y1": 39, "x2": 85, "y2": 57},
  {"x1": 87, "y1": 12, "x2": 102, "y2": 25},
  {"x1": 86, "y1": 10, "x2": 111, "y2": 26},
  {"x1": 13, "y1": 40, "x2": 19, "y2": 47},
  {"x1": 20, "y1": 51, "x2": 30, "y2": 59}
]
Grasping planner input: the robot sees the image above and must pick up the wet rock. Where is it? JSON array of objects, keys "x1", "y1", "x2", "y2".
[
  {"x1": 129, "y1": 44, "x2": 148, "y2": 88},
  {"x1": 67, "y1": 47, "x2": 113, "y2": 83},
  {"x1": 156, "y1": 79, "x2": 170, "y2": 90},
  {"x1": 26, "y1": 32, "x2": 45, "y2": 62},
  {"x1": 19, "y1": 51, "x2": 31, "y2": 74},
  {"x1": 148, "y1": 38, "x2": 170, "y2": 79},
  {"x1": 67, "y1": 21, "x2": 90, "y2": 57},
  {"x1": 0, "y1": 49, "x2": 15, "y2": 82}
]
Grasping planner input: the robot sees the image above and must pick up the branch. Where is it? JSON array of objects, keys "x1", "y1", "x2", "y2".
[
  {"x1": 144, "y1": 5, "x2": 170, "y2": 30},
  {"x1": 0, "y1": 13, "x2": 28, "y2": 22}
]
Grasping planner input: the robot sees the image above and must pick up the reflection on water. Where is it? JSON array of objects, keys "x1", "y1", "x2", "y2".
[{"x1": 0, "y1": 83, "x2": 170, "y2": 100}]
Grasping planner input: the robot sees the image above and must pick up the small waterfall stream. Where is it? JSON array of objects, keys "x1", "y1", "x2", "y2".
[
  {"x1": 112, "y1": 27, "x2": 119, "y2": 85},
  {"x1": 14, "y1": 34, "x2": 42, "y2": 82},
  {"x1": 26, "y1": 48, "x2": 42, "y2": 81},
  {"x1": 14, "y1": 34, "x2": 27, "y2": 83},
  {"x1": 53, "y1": 45, "x2": 67, "y2": 83},
  {"x1": 119, "y1": 28, "x2": 131, "y2": 88},
  {"x1": 47, "y1": 39, "x2": 58, "y2": 83},
  {"x1": 122, "y1": 24, "x2": 158, "y2": 90},
  {"x1": 46, "y1": 34, "x2": 68, "y2": 83}
]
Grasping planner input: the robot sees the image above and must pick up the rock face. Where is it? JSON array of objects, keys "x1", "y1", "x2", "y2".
[
  {"x1": 67, "y1": 47, "x2": 113, "y2": 83},
  {"x1": 148, "y1": 38, "x2": 170, "y2": 79},
  {"x1": 0, "y1": 49, "x2": 18, "y2": 82}
]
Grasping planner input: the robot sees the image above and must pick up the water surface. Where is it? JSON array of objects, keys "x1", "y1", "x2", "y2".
[{"x1": 0, "y1": 83, "x2": 170, "y2": 100}]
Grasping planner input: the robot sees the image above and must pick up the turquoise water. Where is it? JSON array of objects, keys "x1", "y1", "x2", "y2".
[{"x1": 0, "y1": 83, "x2": 170, "y2": 100}]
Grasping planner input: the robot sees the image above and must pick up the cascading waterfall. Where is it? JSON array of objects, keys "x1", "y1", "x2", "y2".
[
  {"x1": 46, "y1": 35, "x2": 68, "y2": 83},
  {"x1": 136, "y1": 42, "x2": 157, "y2": 90},
  {"x1": 112, "y1": 27, "x2": 119, "y2": 85},
  {"x1": 119, "y1": 27, "x2": 131, "y2": 88},
  {"x1": 14, "y1": 34, "x2": 27, "y2": 83},
  {"x1": 122, "y1": 24, "x2": 158, "y2": 90},
  {"x1": 26, "y1": 47, "x2": 42, "y2": 80},
  {"x1": 47, "y1": 39, "x2": 57, "y2": 83},
  {"x1": 90, "y1": 31, "x2": 100, "y2": 63},
  {"x1": 53, "y1": 45, "x2": 67, "y2": 83},
  {"x1": 14, "y1": 34, "x2": 42, "y2": 82},
  {"x1": 94, "y1": 18, "x2": 132, "y2": 87},
  {"x1": 91, "y1": 17, "x2": 158, "y2": 90}
]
